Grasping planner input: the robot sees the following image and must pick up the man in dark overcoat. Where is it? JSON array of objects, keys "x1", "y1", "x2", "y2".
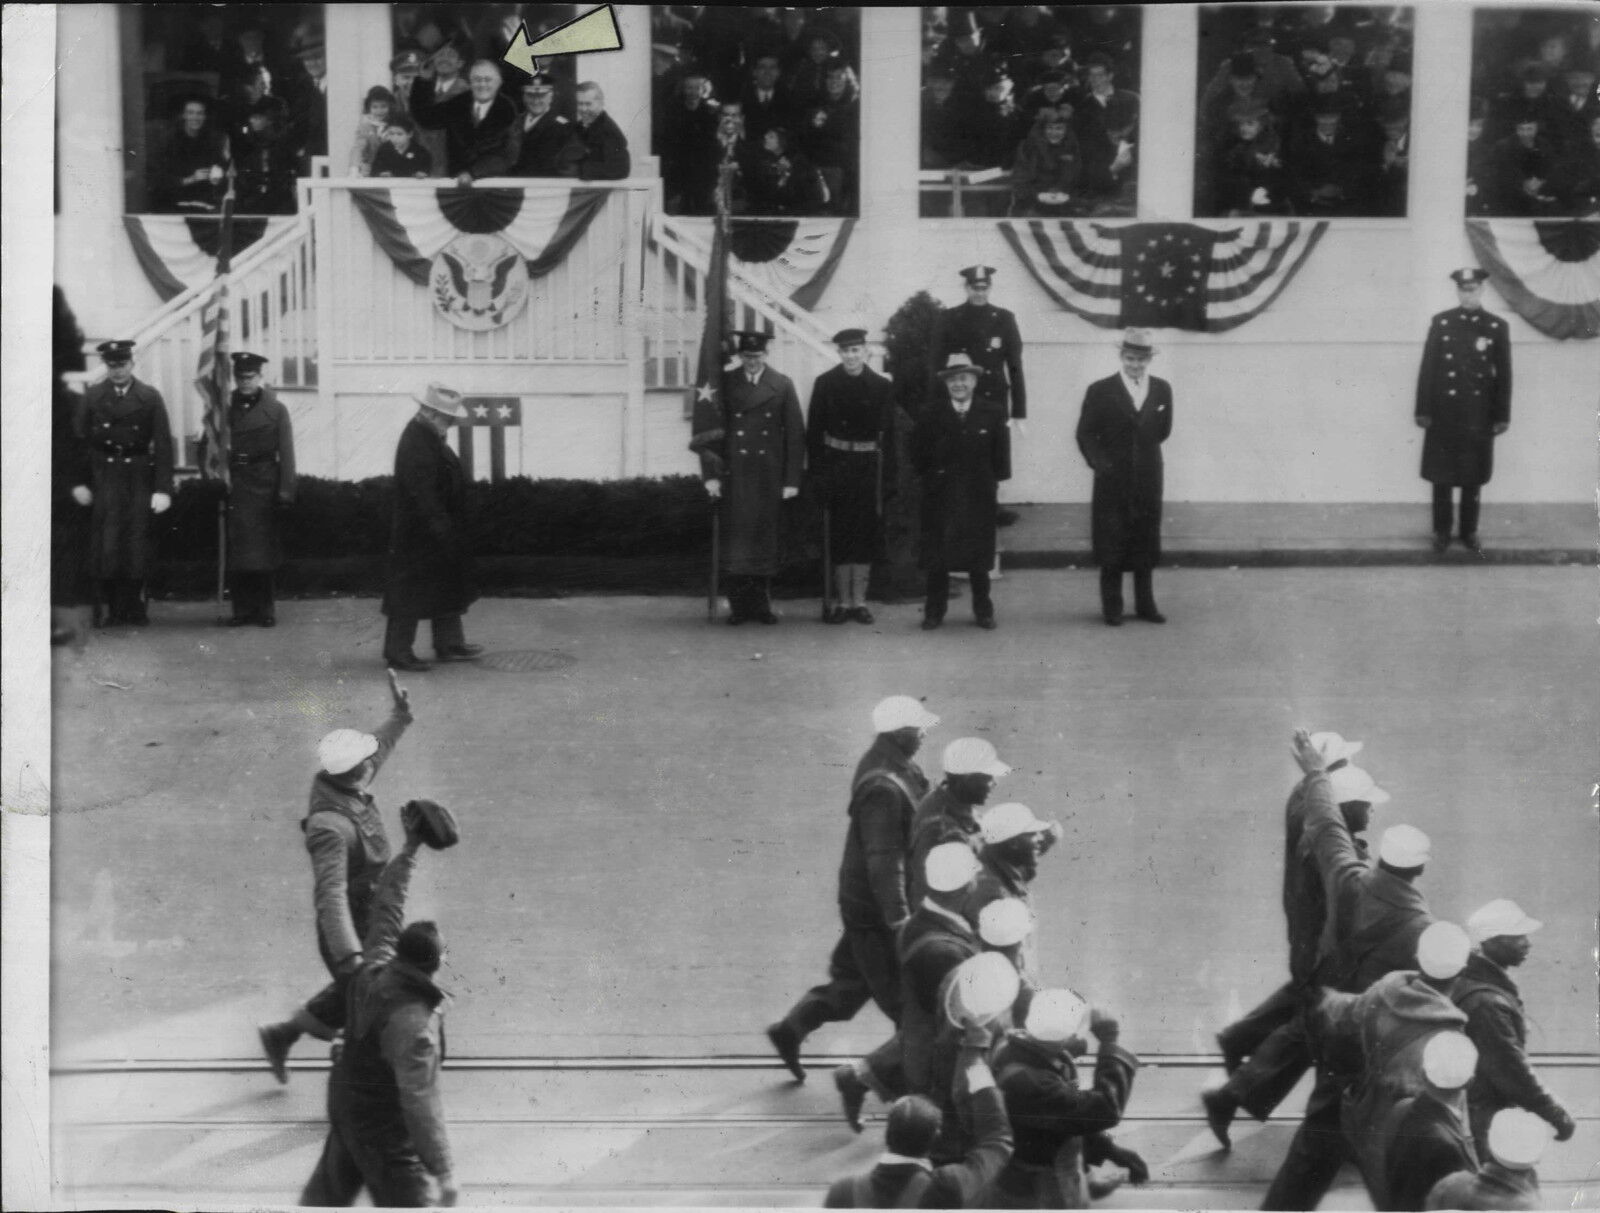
[
  {"x1": 929, "y1": 266, "x2": 1028, "y2": 424},
  {"x1": 1424, "y1": 1108, "x2": 1549, "y2": 1211},
  {"x1": 907, "y1": 737, "x2": 1012, "y2": 906},
  {"x1": 807, "y1": 328, "x2": 897, "y2": 624},
  {"x1": 1075, "y1": 329, "x2": 1172, "y2": 626},
  {"x1": 409, "y1": 58, "x2": 518, "y2": 184},
  {"x1": 568, "y1": 83, "x2": 632, "y2": 180},
  {"x1": 508, "y1": 73, "x2": 580, "y2": 178},
  {"x1": 1415, "y1": 267, "x2": 1512, "y2": 553},
  {"x1": 73, "y1": 340, "x2": 174, "y2": 627},
  {"x1": 767, "y1": 695, "x2": 939, "y2": 1083},
  {"x1": 381, "y1": 383, "x2": 482, "y2": 671},
  {"x1": 699, "y1": 331, "x2": 805, "y2": 625},
  {"x1": 53, "y1": 288, "x2": 92, "y2": 645},
  {"x1": 216, "y1": 352, "x2": 296, "y2": 626},
  {"x1": 915, "y1": 355, "x2": 1010, "y2": 630}
]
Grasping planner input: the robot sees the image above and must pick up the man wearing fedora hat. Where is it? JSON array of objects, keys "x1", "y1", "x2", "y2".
[
  {"x1": 929, "y1": 267, "x2": 1027, "y2": 428},
  {"x1": 211, "y1": 351, "x2": 296, "y2": 626},
  {"x1": 381, "y1": 384, "x2": 482, "y2": 671},
  {"x1": 1415, "y1": 268, "x2": 1512, "y2": 554},
  {"x1": 73, "y1": 339, "x2": 175, "y2": 627},
  {"x1": 914, "y1": 355, "x2": 1011, "y2": 630},
  {"x1": 1075, "y1": 329, "x2": 1172, "y2": 626}
]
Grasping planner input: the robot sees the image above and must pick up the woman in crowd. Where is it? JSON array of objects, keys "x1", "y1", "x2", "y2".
[
  {"x1": 1008, "y1": 107, "x2": 1082, "y2": 218},
  {"x1": 153, "y1": 96, "x2": 229, "y2": 213}
]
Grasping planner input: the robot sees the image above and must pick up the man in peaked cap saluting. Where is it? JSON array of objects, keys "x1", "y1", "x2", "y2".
[
  {"x1": 929, "y1": 265, "x2": 1027, "y2": 429},
  {"x1": 73, "y1": 339, "x2": 175, "y2": 627},
  {"x1": 213, "y1": 351, "x2": 296, "y2": 626},
  {"x1": 767, "y1": 695, "x2": 940, "y2": 1082},
  {"x1": 1415, "y1": 267, "x2": 1512, "y2": 554}
]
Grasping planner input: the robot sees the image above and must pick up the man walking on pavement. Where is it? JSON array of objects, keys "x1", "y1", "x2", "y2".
[
  {"x1": 1425, "y1": 1108, "x2": 1552, "y2": 1211},
  {"x1": 907, "y1": 738, "x2": 1013, "y2": 906},
  {"x1": 767, "y1": 695, "x2": 940, "y2": 1081},
  {"x1": 260, "y1": 671, "x2": 413, "y2": 1081},
  {"x1": 968, "y1": 802, "x2": 1063, "y2": 991}
]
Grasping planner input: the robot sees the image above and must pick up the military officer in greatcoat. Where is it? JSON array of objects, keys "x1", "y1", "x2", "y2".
[
  {"x1": 216, "y1": 351, "x2": 296, "y2": 626},
  {"x1": 73, "y1": 340, "x2": 175, "y2": 627},
  {"x1": 929, "y1": 266, "x2": 1028, "y2": 428},
  {"x1": 1415, "y1": 267, "x2": 1512, "y2": 553},
  {"x1": 807, "y1": 328, "x2": 898, "y2": 624},
  {"x1": 699, "y1": 331, "x2": 805, "y2": 625}
]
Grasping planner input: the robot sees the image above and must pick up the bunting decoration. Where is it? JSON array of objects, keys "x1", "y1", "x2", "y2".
[
  {"x1": 195, "y1": 178, "x2": 238, "y2": 490},
  {"x1": 123, "y1": 215, "x2": 291, "y2": 301},
  {"x1": 668, "y1": 216, "x2": 855, "y2": 310},
  {"x1": 1464, "y1": 219, "x2": 1600, "y2": 340},
  {"x1": 998, "y1": 220, "x2": 1327, "y2": 333}
]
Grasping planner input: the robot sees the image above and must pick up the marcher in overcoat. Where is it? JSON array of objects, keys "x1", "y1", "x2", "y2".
[
  {"x1": 1424, "y1": 1108, "x2": 1549, "y2": 1211},
  {"x1": 907, "y1": 738, "x2": 1012, "y2": 906},
  {"x1": 216, "y1": 352, "x2": 296, "y2": 626},
  {"x1": 408, "y1": 58, "x2": 518, "y2": 183},
  {"x1": 915, "y1": 356, "x2": 1010, "y2": 630},
  {"x1": 930, "y1": 266, "x2": 1028, "y2": 422},
  {"x1": 381, "y1": 383, "x2": 482, "y2": 671},
  {"x1": 1415, "y1": 268, "x2": 1512, "y2": 552},
  {"x1": 1375, "y1": 1036, "x2": 1481, "y2": 1212},
  {"x1": 73, "y1": 340, "x2": 175, "y2": 627},
  {"x1": 1075, "y1": 329, "x2": 1172, "y2": 626},
  {"x1": 807, "y1": 328, "x2": 897, "y2": 624},
  {"x1": 700, "y1": 331, "x2": 805, "y2": 625}
]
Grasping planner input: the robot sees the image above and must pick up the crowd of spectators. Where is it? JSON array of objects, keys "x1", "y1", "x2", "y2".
[
  {"x1": 918, "y1": 7, "x2": 1142, "y2": 218},
  {"x1": 1194, "y1": 5, "x2": 1418, "y2": 218},
  {"x1": 650, "y1": 7, "x2": 863, "y2": 217},
  {"x1": 1467, "y1": 9, "x2": 1600, "y2": 217}
]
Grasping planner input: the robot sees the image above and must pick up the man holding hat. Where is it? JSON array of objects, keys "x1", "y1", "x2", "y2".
[
  {"x1": 1075, "y1": 329, "x2": 1172, "y2": 626},
  {"x1": 381, "y1": 383, "x2": 482, "y2": 672},
  {"x1": 929, "y1": 266, "x2": 1027, "y2": 427},
  {"x1": 73, "y1": 339, "x2": 175, "y2": 627},
  {"x1": 1451, "y1": 899, "x2": 1575, "y2": 1150},
  {"x1": 508, "y1": 72, "x2": 579, "y2": 177},
  {"x1": 914, "y1": 354, "x2": 1011, "y2": 630},
  {"x1": 806, "y1": 328, "x2": 898, "y2": 624},
  {"x1": 1415, "y1": 267, "x2": 1512, "y2": 553},
  {"x1": 698, "y1": 330, "x2": 805, "y2": 625},
  {"x1": 908, "y1": 738, "x2": 1013, "y2": 904},
  {"x1": 767, "y1": 695, "x2": 939, "y2": 1082},
  {"x1": 260, "y1": 672, "x2": 413, "y2": 1082},
  {"x1": 212, "y1": 351, "x2": 296, "y2": 626},
  {"x1": 1425, "y1": 1108, "x2": 1550, "y2": 1210}
]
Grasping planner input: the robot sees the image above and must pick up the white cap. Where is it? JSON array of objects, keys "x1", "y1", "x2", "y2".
[
  {"x1": 1328, "y1": 765, "x2": 1391, "y2": 807},
  {"x1": 1467, "y1": 899, "x2": 1543, "y2": 944},
  {"x1": 942, "y1": 737, "x2": 1012, "y2": 779},
  {"x1": 317, "y1": 728, "x2": 379, "y2": 775},
  {"x1": 925, "y1": 842, "x2": 981, "y2": 893},
  {"x1": 977, "y1": 898, "x2": 1035, "y2": 947},
  {"x1": 1379, "y1": 824, "x2": 1431, "y2": 868},
  {"x1": 1417, "y1": 922, "x2": 1471, "y2": 979},
  {"x1": 1310, "y1": 731, "x2": 1364, "y2": 766},
  {"x1": 1421, "y1": 1031, "x2": 1478, "y2": 1090},
  {"x1": 1487, "y1": 1108, "x2": 1551, "y2": 1169},
  {"x1": 1026, "y1": 989, "x2": 1090, "y2": 1043},
  {"x1": 980, "y1": 802, "x2": 1049, "y2": 846},
  {"x1": 943, "y1": 952, "x2": 1021, "y2": 1028},
  {"x1": 873, "y1": 695, "x2": 940, "y2": 734}
]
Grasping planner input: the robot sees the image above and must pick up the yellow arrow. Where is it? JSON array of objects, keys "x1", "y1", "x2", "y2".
[{"x1": 503, "y1": 5, "x2": 622, "y2": 76}]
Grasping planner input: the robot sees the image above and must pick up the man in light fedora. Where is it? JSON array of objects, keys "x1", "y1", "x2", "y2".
[
  {"x1": 381, "y1": 383, "x2": 483, "y2": 671},
  {"x1": 1075, "y1": 329, "x2": 1172, "y2": 626}
]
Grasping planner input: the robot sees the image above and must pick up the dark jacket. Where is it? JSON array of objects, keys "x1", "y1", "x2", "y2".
[
  {"x1": 898, "y1": 898, "x2": 982, "y2": 1097},
  {"x1": 1380, "y1": 1091, "x2": 1479, "y2": 1212},
  {"x1": 914, "y1": 395, "x2": 1010, "y2": 573},
  {"x1": 807, "y1": 363, "x2": 897, "y2": 565},
  {"x1": 1330, "y1": 866, "x2": 1435, "y2": 994},
  {"x1": 1451, "y1": 951, "x2": 1568, "y2": 1149},
  {"x1": 1075, "y1": 374, "x2": 1172, "y2": 570},
  {"x1": 824, "y1": 1084, "x2": 1013, "y2": 1208},
  {"x1": 1425, "y1": 1160, "x2": 1543, "y2": 1210},
  {"x1": 930, "y1": 304, "x2": 1027, "y2": 419},
  {"x1": 371, "y1": 142, "x2": 435, "y2": 179},
  {"x1": 217, "y1": 386, "x2": 296, "y2": 571},
  {"x1": 569, "y1": 110, "x2": 632, "y2": 180},
  {"x1": 1415, "y1": 306, "x2": 1512, "y2": 488},
  {"x1": 408, "y1": 79, "x2": 518, "y2": 178},
  {"x1": 381, "y1": 417, "x2": 478, "y2": 621},
  {"x1": 907, "y1": 784, "x2": 984, "y2": 908},
  {"x1": 76, "y1": 378, "x2": 175, "y2": 579},
  {"x1": 838, "y1": 734, "x2": 932, "y2": 930},
  {"x1": 700, "y1": 364, "x2": 805, "y2": 578},
  {"x1": 508, "y1": 112, "x2": 582, "y2": 178},
  {"x1": 1284, "y1": 777, "x2": 1370, "y2": 984}
]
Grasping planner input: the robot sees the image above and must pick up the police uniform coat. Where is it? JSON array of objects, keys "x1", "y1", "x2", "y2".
[
  {"x1": 1415, "y1": 305, "x2": 1511, "y2": 487},
  {"x1": 807, "y1": 364, "x2": 897, "y2": 565},
  {"x1": 708, "y1": 365, "x2": 805, "y2": 578},
  {"x1": 222, "y1": 386, "x2": 296, "y2": 571},
  {"x1": 931, "y1": 303, "x2": 1028, "y2": 419},
  {"x1": 381, "y1": 418, "x2": 478, "y2": 621},
  {"x1": 913, "y1": 395, "x2": 1011, "y2": 573},
  {"x1": 1075, "y1": 374, "x2": 1172, "y2": 570},
  {"x1": 75, "y1": 378, "x2": 175, "y2": 579}
]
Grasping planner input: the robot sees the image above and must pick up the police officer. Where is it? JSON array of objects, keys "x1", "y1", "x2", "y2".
[
  {"x1": 929, "y1": 266, "x2": 1027, "y2": 428},
  {"x1": 1415, "y1": 268, "x2": 1512, "y2": 554},
  {"x1": 218, "y1": 351, "x2": 296, "y2": 626},
  {"x1": 73, "y1": 340, "x2": 175, "y2": 627}
]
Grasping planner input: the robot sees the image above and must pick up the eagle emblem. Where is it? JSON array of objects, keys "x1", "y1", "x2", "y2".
[{"x1": 431, "y1": 233, "x2": 529, "y2": 331}]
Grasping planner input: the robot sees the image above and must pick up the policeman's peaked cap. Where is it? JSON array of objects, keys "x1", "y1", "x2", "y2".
[
  {"x1": 231, "y1": 351, "x2": 268, "y2": 374},
  {"x1": 959, "y1": 264, "x2": 996, "y2": 284},
  {"x1": 98, "y1": 340, "x2": 136, "y2": 362},
  {"x1": 732, "y1": 330, "x2": 773, "y2": 353},
  {"x1": 1450, "y1": 267, "x2": 1489, "y2": 286}
]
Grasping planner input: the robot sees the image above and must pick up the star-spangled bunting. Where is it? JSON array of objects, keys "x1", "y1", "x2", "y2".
[{"x1": 459, "y1": 396, "x2": 522, "y2": 426}]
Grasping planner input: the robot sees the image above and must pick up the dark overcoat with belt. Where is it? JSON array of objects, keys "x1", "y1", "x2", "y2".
[
  {"x1": 931, "y1": 303, "x2": 1028, "y2": 419},
  {"x1": 381, "y1": 417, "x2": 477, "y2": 621},
  {"x1": 1415, "y1": 305, "x2": 1511, "y2": 487},
  {"x1": 75, "y1": 377, "x2": 175, "y2": 578},
  {"x1": 807, "y1": 364, "x2": 897, "y2": 565},
  {"x1": 223, "y1": 386, "x2": 297, "y2": 571},
  {"x1": 1075, "y1": 373, "x2": 1172, "y2": 570},
  {"x1": 914, "y1": 395, "x2": 1010, "y2": 573},
  {"x1": 702, "y1": 365, "x2": 805, "y2": 578}
]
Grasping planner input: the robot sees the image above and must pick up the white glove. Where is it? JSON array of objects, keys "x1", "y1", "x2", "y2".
[
  {"x1": 150, "y1": 492, "x2": 172, "y2": 514},
  {"x1": 782, "y1": 486, "x2": 799, "y2": 500},
  {"x1": 72, "y1": 485, "x2": 92, "y2": 506},
  {"x1": 705, "y1": 479, "x2": 722, "y2": 499},
  {"x1": 1010, "y1": 418, "x2": 1028, "y2": 437}
]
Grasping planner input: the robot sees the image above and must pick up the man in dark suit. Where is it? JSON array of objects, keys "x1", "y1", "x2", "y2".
[
  {"x1": 739, "y1": 51, "x2": 793, "y2": 140},
  {"x1": 508, "y1": 72, "x2": 579, "y2": 177},
  {"x1": 696, "y1": 331, "x2": 805, "y2": 625},
  {"x1": 568, "y1": 82, "x2": 632, "y2": 180},
  {"x1": 216, "y1": 351, "x2": 296, "y2": 627},
  {"x1": 380, "y1": 383, "x2": 483, "y2": 671},
  {"x1": 660, "y1": 70, "x2": 723, "y2": 214},
  {"x1": 1415, "y1": 268, "x2": 1512, "y2": 553},
  {"x1": 72, "y1": 341, "x2": 174, "y2": 628},
  {"x1": 1075, "y1": 329, "x2": 1172, "y2": 626},
  {"x1": 929, "y1": 266, "x2": 1027, "y2": 425},
  {"x1": 409, "y1": 58, "x2": 518, "y2": 184}
]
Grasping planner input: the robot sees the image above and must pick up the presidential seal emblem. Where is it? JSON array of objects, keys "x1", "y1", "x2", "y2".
[{"x1": 431, "y1": 232, "x2": 528, "y2": 331}]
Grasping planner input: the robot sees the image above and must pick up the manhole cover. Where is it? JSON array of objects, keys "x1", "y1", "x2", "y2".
[{"x1": 479, "y1": 649, "x2": 577, "y2": 673}]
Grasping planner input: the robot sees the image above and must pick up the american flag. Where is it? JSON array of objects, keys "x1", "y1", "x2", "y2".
[
  {"x1": 686, "y1": 161, "x2": 733, "y2": 472},
  {"x1": 195, "y1": 170, "x2": 237, "y2": 487}
]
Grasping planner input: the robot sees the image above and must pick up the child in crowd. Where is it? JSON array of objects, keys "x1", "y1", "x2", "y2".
[
  {"x1": 1009, "y1": 105, "x2": 1082, "y2": 216},
  {"x1": 350, "y1": 86, "x2": 397, "y2": 176},
  {"x1": 371, "y1": 115, "x2": 434, "y2": 179}
]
